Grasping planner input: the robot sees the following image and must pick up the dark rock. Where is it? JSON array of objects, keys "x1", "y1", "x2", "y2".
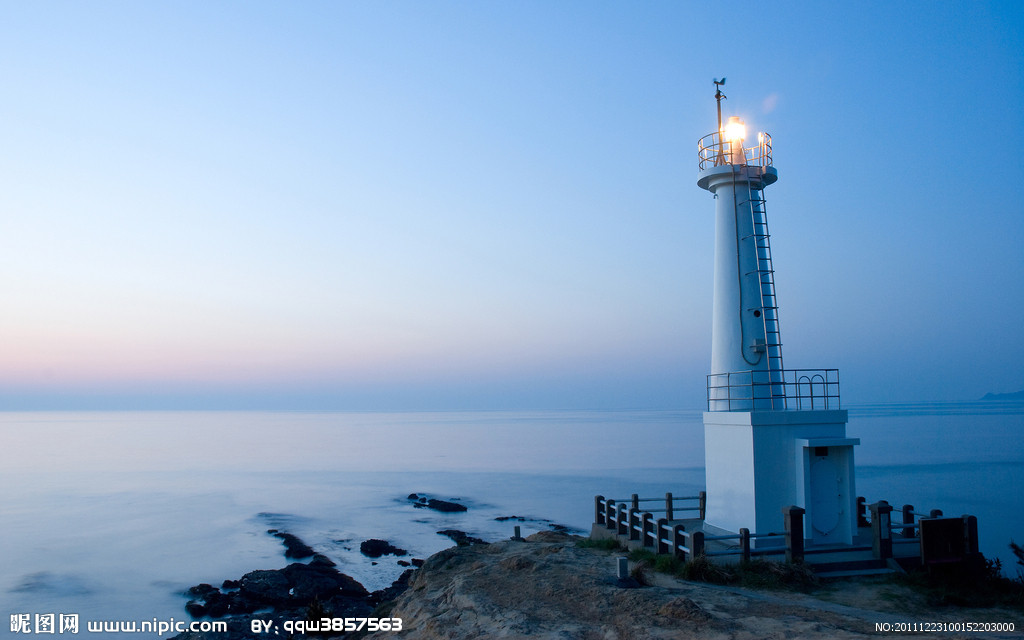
[
  {"x1": 412, "y1": 558, "x2": 425, "y2": 567},
  {"x1": 360, "y1": 538, "x2": 408, "y2": 558},
  {"x1": 397, "y1": 560, "x2": 411, "y2": 567},
  {"x1": 178, "y1": 523, "x2": 419, "y2": 639},
  {"x1": 309, "y1": 553, "x2": 336, "y2": 568},
  {"x1": 408, "y1": 493, "x2": 465, "y2": 511},
  {"x1": 239, "y1": 569, "x2": 290, "y2": 606},
  {"x1": 281, "y1": 561, "x2": 369, "y2": 603},
  {"x1": 269, "y1": 531, "x2": 315, "y2": 559},
  {"x1": 184, "y1": 600, "x2": 205, "y2": 617},
  {"x1": 437, "y1": 529, "x2": 489, "y2": 546},
  {"x1": 204, "y1": 590, "x2": 256, "y2": 617},
  {"x1": 186, "y1": 583, "x2": 218, "y2": 598},
  {"x1": 183, "y1": 559, "x2": 371, "y2": 630},
  {"x1": 426, "y1": 498, "x2": 467, "y2": 512}
]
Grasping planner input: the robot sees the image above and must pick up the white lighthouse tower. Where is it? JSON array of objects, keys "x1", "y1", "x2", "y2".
[{"x1": 698, "y1": 80, "x2": 860, "y2": 546}]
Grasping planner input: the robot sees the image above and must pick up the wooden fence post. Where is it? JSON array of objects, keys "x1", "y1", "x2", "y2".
[
  {"x1": 783, "y1": 506, "x2": 805, "y2": 563},
  {"x1": 671, "y1": 524, "x2": 684, "y2": 559},
  {"x1": 642, "y1": 513, "x2": 655, "y2": 548},
  {"x1": 962, "y1": 515, "x2": 979, "y2": 555},
  {"x1": 902, "y1": 504, "x2": 915, "y2": 539},
  {"x1": 692, "y1": 531, "x2": 705, "y2": 558},
  {"x1": 631, "y1": 493, "x2": 640, "y2": 511},
  {"x1": 655, "y1": 520, "x2": 671, "y2": 552},
  {"x1": 605, "y1": 499, "x2": 616, "y2": 530},
  {"x1": 617, "y1": 503, "x2": 628, "y2": 536},
  {"x1": 739, "y1": 528, "x2": 751, "y2": 563},
  {"x1": 857, "y1": 496, "x2": 869, "y2": 528},
  {"x1": 628, "y1": 508, "x2": 640, "y2": 541},
  {"x1": 595, "y1": 495, "x2": 605, "y2": 526},
  {"x1": 665, "y1": 492, "x2": 674, "y2": 521},
  {"x1": 870, "y1": 500, "x2": 893, "y2": 560},
  {"x1": 698, "y1": 491, "x2": 707, "y2": 520}
]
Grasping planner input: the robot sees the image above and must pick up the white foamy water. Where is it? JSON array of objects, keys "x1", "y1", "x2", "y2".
[{"x1": 0, "y1": 406, "x2": 1021, "y2": 635}]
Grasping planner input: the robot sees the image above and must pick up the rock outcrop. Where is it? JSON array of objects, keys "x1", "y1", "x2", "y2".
[
  {"x1": 267, "y1": 529, "x2": 315, "y2": 558},
  {"x1": 407, "y1": 493, "x2": 468, "y2": 512},
  {"x1": 360, "y1": 538, "x2": 409, "y2": 558},
  {"x1": 364, "y1": 532, "x2": 963, "y2": 640},
  {"x1": 175, "y1": 531, "x2": 402, "y2": 640}
]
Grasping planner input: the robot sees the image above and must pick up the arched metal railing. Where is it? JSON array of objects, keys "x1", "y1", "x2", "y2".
[{"x1": 706, "y1": 368, "x2": 840, "y2": 411}]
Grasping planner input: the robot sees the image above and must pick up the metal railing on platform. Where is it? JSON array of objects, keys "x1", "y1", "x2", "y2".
[
  {"x1": 698, "y1": 131, "x2": 772, "y2": 170},
  {"x1": 707, "y1": 368, "x2": 840, "y2": 411}
]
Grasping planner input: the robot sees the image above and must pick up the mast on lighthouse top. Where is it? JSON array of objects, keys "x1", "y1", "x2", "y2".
[{"x1": 699, "y1": 78, "x2": 774, "y2": 177}]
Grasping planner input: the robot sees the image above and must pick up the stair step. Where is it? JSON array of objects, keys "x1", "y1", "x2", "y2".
[
  {"x1": 808, "y1": 557, "x2": 886, "y2": 572},
  {"x1": 815, "y1": 567, "x2": 897, "y2": 578}
]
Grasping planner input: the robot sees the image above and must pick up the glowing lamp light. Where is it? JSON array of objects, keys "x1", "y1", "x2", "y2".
[{"x1": 723, "y1": 116, "x2": 746, "y2": 142}]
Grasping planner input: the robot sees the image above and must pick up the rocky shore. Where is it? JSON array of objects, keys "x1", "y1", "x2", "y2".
[
  {"x1": 171, "y1": 493, "x2": 568, "y2": 640},
  {"x1": 173, "y1": 498, "x2": 1023, "y2": 640},
  {"x1": 367, "y1": 532, "x2": 1024, "y2": 640}
]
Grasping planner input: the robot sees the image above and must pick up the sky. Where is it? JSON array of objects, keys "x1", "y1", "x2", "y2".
[{"x1": 0, "y1": 1, "x2": 1021, "y2": 410}]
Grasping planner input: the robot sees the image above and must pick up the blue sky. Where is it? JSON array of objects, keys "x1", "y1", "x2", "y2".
[{"x1": 0, "y1": 1, "x2": 1021, "y2": 410}]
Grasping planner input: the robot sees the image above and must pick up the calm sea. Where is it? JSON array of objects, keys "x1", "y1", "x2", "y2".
[{"x1": 0, "y1": 404, "x2": 1021, "y2": 634}]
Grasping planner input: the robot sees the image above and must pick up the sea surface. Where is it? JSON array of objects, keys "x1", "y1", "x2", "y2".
[{"x1": 1, "y1": 404, "x2": 1022, "y2": 635}]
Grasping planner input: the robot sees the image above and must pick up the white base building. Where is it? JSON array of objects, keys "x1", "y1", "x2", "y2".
[{"x1": 703, "y1": 409, "x2": 858, "y2": 546}]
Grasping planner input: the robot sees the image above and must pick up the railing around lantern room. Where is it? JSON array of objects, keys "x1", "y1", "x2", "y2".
[
  {"x1": 706, "y1": 368, "x2": 840, "y2": 412},
  {"x1": 698, "y1": 131, "x2": 772, "y2": 170}
]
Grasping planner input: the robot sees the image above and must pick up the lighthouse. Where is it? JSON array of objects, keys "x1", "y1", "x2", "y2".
[{"x1": 698, "y1": 81, "x2": 860, "y2": 546}]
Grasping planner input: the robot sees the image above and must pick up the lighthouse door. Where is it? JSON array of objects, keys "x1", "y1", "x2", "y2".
[{"x1": 809, "y1": 453, "x2": 842, "y2": 544}]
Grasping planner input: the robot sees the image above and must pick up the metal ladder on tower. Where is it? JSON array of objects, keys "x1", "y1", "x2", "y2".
[{"x1": 744, "y1": 181, "x2": 786, "y2": 405}]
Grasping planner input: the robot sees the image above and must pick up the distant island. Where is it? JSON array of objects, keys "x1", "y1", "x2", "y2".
[{"x1": 981, "y1": 389, "x2": 1024, "y2": 400}]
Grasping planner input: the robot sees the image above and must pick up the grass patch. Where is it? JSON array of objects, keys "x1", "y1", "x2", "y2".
[
  {"x1": 898, "y1": 555, "x2": 1024, "y2": 610},
  {"x1": 679, "y1": 554, "x2": 738, "y2": 585},
  {"x1": 654, "y1": 554, "x2": 685, "y2": 575},
  {"x1": 628, "y1": 548, "x2": 657, "y2": 563},
  {"x1": 576, "y1": 537, "x2": 624, "y2": 551},
  {"x1": 736, "y1": 558, "x2": 818, "y2": 591},
  {"x1": 628, "y1": 552, "x2": 818, "y2": 592}
]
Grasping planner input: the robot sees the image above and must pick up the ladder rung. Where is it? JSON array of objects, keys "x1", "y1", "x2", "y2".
[{"x1": 743, "y1": 181, "x2": 784, "y2": 371}]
